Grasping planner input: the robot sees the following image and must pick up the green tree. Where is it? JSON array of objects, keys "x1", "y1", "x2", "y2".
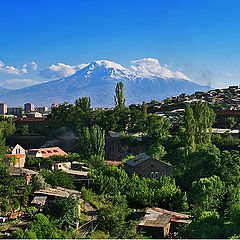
[
  {"x1": 32, "y1": 174, "x2": 49, "y2": 191},
  {"x1": 21, "y1": 124, "x2": 30, "y2": 135},
  {"x1": 114, "y1": 82, "x2": 125, "y2": 111},
  {"x1": 50, "y1": 195, "x2": 80, "y2": 228},
  {"x1": 78, "y1": 125, "x2": 105, "y2": 159},
  {"x1": 226, "y1": 116, "x2": 236, "y2": 129},
  {"x1": 98, "y1": 204, "x2": 129, "y2": 238},
  {"x1": 75, "y1": 97, "x2": 91, "y2": 112},
  {"x1": 193, "y1": 101, "x2": 215, "y2": 144},
  {"x1": 146, "y1": 141, "x2": 167, "y2": 159},
  {"x1": 183, "y1": 103, "x2": 196, "y2": 154},
  {"x1": 0, "y1": 132, "x2": 7, "y2": 159},
  {"x1": 0, "y1": 116, "x2": 16, "y2": 137},
  {"x1": 190, "y1": 175, "x2": 226, "y2": 211},
  {"x1": 40, "y1": 169, "x2": 75, "y2": 189}
]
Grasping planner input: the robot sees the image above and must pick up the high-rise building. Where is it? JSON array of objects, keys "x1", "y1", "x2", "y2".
[
  {"x1": 24, "y1": 103, "x2": 34, "y2": 113},
  {"x1": 35, "y1": 107, "x2": 49, "y2": 113},
  {"x1": 7, "y1": 107, "x2": 24, "y2": 117},
  {"x1": 0, "y1": 103, "x2": 7, "y2": 114}
]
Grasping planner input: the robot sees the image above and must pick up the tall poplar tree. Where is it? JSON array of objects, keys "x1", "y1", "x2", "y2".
[
  {"x1": 114, "y1": 82, "x2": 125, "y2": 111},
  {"x1": 182, "y1": 101, "x2": 215, "y2": 155},
  {"x1": 78, "y1": 125, "x2": 105, "y2": 159},
  {"x1": 193, "y1": 101, "x2": 215, "y2": 144},
  {"x1": 183, "y1": 104, "x2": 196, "y2": 154}
]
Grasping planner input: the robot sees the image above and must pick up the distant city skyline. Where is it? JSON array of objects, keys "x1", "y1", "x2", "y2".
[{"x1": 1, "y1": 0, "x2": 240, "y2": 90}]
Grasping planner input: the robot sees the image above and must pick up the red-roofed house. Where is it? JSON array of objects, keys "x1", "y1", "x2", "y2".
[
  {"x1": 6, "y1": 144, "x2": 26, "y2": 168},
  {"x1": 27, "y1": 147, "x2": 68, "y2": 158}
]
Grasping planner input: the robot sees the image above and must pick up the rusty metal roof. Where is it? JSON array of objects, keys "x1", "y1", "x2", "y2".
[{"x1": 138, "y1": 209, "x2": 171, "y2": 228}]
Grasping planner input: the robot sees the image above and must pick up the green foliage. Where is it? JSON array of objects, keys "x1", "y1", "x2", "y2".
[
  {"x1": 50, "y1": 196, "x2": 80, "y2": 228},
  {"x1": 0, "y1": 163, "x2": 22, "y2": 198},
  {"x1": 20, "y1": 124, "x2": 30, "y2": 135},
  {"x1": 145, "y1": 114, "x2": 170, "y2": 139},
  {"x1": 75, "y1": 97, "x2": 91, "y2": 112},
  {"x1": 146, "y1": 141, "x2": 167, "y2": 159},
  {"x1": 182, "y1": 101, "x2": 215, "y2": 153},
  {"x1": 226, "y1": 116, "x2": 236, "y2": 129},
  {"x1": 81, "y1": 187, "x2": 104, "y2": 209},
  {"x1": 114, "y1": 81, "x2": 125, "y2": 111},
  {"x1": 32, "y1": 174, "x2": 50, "y2": 191},
  {"x1": 25, "y1": 155, "x2": 40, "y2": 168},
  {"x1": 78, "y1": 124, "x2": 105, "y2": 159},
  {"x1": 1, "y1": 199, "x2": 10, "y2": 212},
  {"x1": 88, "y1": 154, "x2": 104, "y2": 169},
  {"x1": 7, "y1": 155, "x2": 17, "y2": 166},
  {"x1": 190, "y1": 176, "x2": 226, "y2": 211},
  {"x1": 40, "y1": 169, "x2": 75, "y2": 189},
  {"x1": 0, "y1": 116, "x2": 16, "y2": 137},
  {"x1": 119, "y1": 131, "x2": 138, "y2": 145},
  {"x1": 183, "y1": 103, "x2": 196, "y2": 154},
  {"x1": 90, "y1": 164, "x2": 188, "y2": 211},
  {"x1": 178, "y1": 144, "x2": 221, "y2": 190},
  {"x1": 98, "y1": 204, "x2": 129, "y2": 238},
  {"x1": 0, "y1": 132, "x2": 7, "y2": 158},
  {"x1": 12, "y1": 198, "x2": 20, "y2": 209}
]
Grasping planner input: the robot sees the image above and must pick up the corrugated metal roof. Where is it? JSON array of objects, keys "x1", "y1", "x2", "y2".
[
  {"x1": 138, "y1": 207, "x2": 193, "y2": 227},
  {"x1": 62, "y1": 169, "x2": 88, "y2": 176},
  {"x1": 125, "y1": 153, "x2": 151, "y2": 167},
  {"x1": 31, "y1": 195, "x2": 47, "y2": 206},
  {"x1": 34, "y1": 186, "x2": 81, "y2": 198},
  {"x1": 138, "y1": 209, "x2": 171, "y2": 228}
]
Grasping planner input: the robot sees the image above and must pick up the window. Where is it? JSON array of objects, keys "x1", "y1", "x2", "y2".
[
  {"x1": 41, "y1": 151, "x2": 46, "y2": 154},
  {"x1": 53, "y1": 150, "x2": 58, "y2": 153},
  {"x1": 155, "y1": 172, "x2": 159, "y2": 179},
  {"x1": 150, "y1": 172, "x2": 154, "y2": 179},
  {"x1": 47, "y1": 150, "x2": 52, "y2": 153},
  {"x1": 18, "y1": 149, "x2": 21, "y2": 154}
]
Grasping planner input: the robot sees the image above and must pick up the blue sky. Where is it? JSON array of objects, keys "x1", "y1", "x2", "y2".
[{"x1": 0, "y1": 0, "x2": 240, "y2": 89}]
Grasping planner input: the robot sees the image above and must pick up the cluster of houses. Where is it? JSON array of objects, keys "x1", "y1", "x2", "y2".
[{"x1": 1, "y1": 141, "x2": 193, "y2": 238}]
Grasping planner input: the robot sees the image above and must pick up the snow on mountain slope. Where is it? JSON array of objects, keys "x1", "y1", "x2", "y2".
[{"x1": 0, "y1": 60, "x2": 209, "y2": 107}]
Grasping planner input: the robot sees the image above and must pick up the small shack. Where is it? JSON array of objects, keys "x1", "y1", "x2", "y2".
[
  {"x1": 31, "y1": 186, "x2": 83, "y2": 217},
  {"x1": 9, "y1": 167, "x2": 38, "y2": 185},
  {"x1": 138, "y1": 207, "x2": 193, "y2": 238}
]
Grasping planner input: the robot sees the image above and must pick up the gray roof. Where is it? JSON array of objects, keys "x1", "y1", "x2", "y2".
[
  {"x1": 34, "y1": 186, "x2": 81, "y2": 198},
  {"x1": 138, "y1": 209, "x2": 171, "y2": 227},
  {"x1": 125, "y1": 153, "x2": 152, "y2": 167},
  {"x1": 31, "y1": 195, "x2": 47, "y2": 206},
  {"x1": 9, "y1": 167, "x2": 38, "y2": 176}
]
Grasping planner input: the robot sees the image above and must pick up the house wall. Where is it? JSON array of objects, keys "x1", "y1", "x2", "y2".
[
  {"x1": 124, "y1": 158, "x2": 172, "y2": 179},
  {"x1": 11, "y1": 145, "x2": 26, "y2": 155},
  {"x1": 9, "y1": 156, "x2": 26, "y2": 168}
]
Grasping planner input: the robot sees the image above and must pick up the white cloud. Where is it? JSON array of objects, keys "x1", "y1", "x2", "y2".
[
  {"x1": 39, "y1": 62, "x2": 88, "y2": 79},
  {"x1": 0, "y1": 61, "x2": 21, "y2": 75},
  {"x1": 0, "y1": 60, "x2": 38, "y2": 75},
  {"x1": 30, "y1": 61, "x2": 38, "y2": 71},
  {"x1": 130, "y1": 58, "x2": 190, "y2": 80},
  {"x1": 22, "y1": 64, "x2": 28, "y2": 74},
  {"x1": 0, "y1": 61, "x2": 37, "y2": 75},
  {"x1": 223, "y1": 72, "x2": 233, "y2": 77}
]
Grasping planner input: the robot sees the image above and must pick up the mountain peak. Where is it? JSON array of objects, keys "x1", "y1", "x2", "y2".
[
  {"x1": 93, "y1": 60, "x2": 127, "y2": 71},
  {"x1": 76, "y1": 59, "x2": 135, "y2": 81}
]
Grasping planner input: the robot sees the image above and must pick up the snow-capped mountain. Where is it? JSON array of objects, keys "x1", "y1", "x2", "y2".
[{"x1": 0, "y1": 60, "x2": 209, "y2": 107}]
